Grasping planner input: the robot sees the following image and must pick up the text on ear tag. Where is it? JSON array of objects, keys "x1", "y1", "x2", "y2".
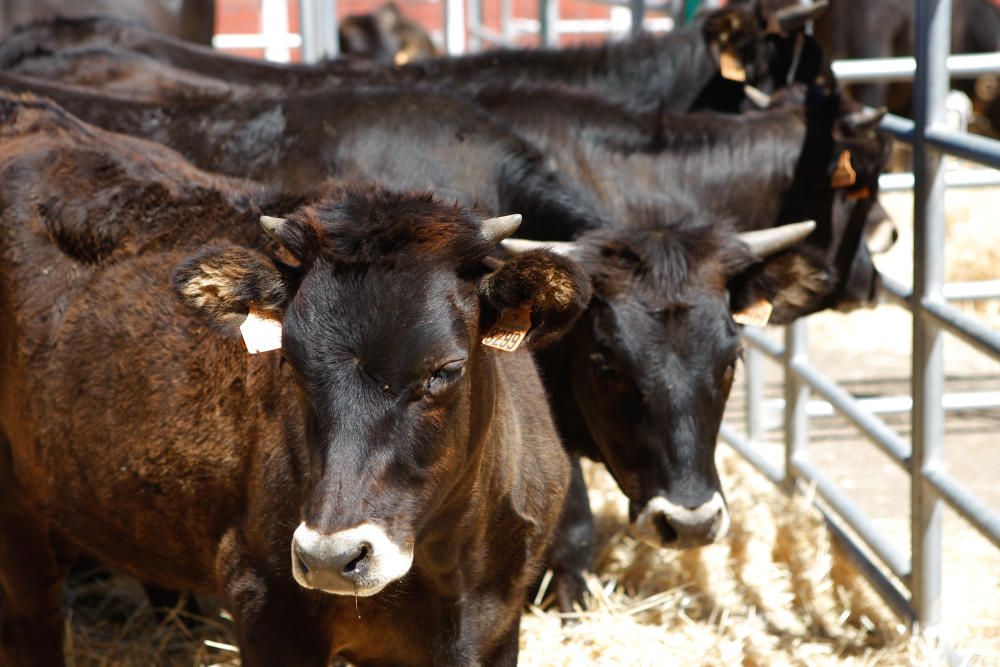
[
  {"x1": 720, "y1": 48, "x2": 747, "y2": 82},
  {"x1": 733, "y1": 299, "x2": 773, "y2": 327},
  {"x1": 240, "y1": 307, "x2": 283, "y2": 354},
  {"x1": 482, "y1": 303, "x2": 532, "y2": 352},
  {"x1": 831, "y1": 150, "x2": 857, "y2": 188}
]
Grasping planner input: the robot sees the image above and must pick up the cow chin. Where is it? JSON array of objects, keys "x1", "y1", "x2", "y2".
[
  {"x1": 290, "y1": 522, "x2": 415, "y2": 597},
  {"x1": 629, "y1": 493, "x2": 730, "y2": 550}
]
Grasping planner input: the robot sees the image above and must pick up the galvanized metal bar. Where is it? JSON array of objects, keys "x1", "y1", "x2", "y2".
[
  {"x1": 922, "y1": 298, "x2": 1000, "y2": 360},
  {"x1": 925, "y1": 128, "x2": 1000, "y2": 170},
  {"x1": 500, "y1": 0, "x2": 513, "y2": 42},
  {"x1": 297, "y1": 0, "x2": 319, "y2": 63},
  {"x1": 942, "y1": 280, "x2": 1000, "y2": 301},
  {"x1": 783, "y1": 321, "x2": 809, "y2": 492},
  {"x1": 467, "y1": 24, "x2": 517, "y2": 47},
  {"x1": 763, "y1": 391, "x2": 1000, "y2": 419},
  {"x1": 820, "y1": 508, "x2": 917, "y2": 623},
  {"x1": 745, "y1": 345, "x2": 765, "y2": 442},
  {"x1": 539, "y1": 0, "x2": 560, "y2": 46},
  {"x1": 741, "y1": 326, "x2": 784, "y2": 360},
  {"x1": 316, "y1": 0, "x2": 338, "y2": 59},
  {"x1": 261, "y1": 0, "x2": 292, "y2": 62},
  {"x1": 923, "y1": 467, "x2": 1000, "y2": 550},
  {"x1": 467, "y1": 0, "x2": 483, "y2": 51},
  {"x1": 719, "y1": 424, "x2": 784, "y2": 486},
  {"x1": 445, "y1": 0, "x2": 467, "y2": 54},
  {"x1": 880, "y1": 113, "x2": 917, "y2": 144},
  {"x1": 792, "y1": 456, "x2": 913, "y2": 581},
  {"x1": 879, "y1": 168, "x2": 1000, "y2": 192},
  {"x1": 787, "y1": 358, "x2": 912, "y2": 469},
  {"x1": 832, "y1": 52, "x2": 1000, "y2": 84},
  {"x1": 910, "y1": 0, "x2": 948, "y2": 632},
  {"x1": 630, "y1": 0, "x2": 646, "y2": 35}
]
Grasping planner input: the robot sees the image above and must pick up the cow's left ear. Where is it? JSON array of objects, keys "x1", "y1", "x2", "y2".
[
  {"x1": 172, "y1": 241, "x2": 289, "y2": 337},
  {"x1": 478, "y1": 249, "x2": 592, "y2": 351},
  {"x1": 727, "y1": 247, "x2": 835, "y2": 325}
]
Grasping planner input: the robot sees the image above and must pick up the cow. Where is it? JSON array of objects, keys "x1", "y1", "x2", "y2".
[
  {"x1": 0, "y1": 70, "x2": 612, "y2": 242},
  {"x1": 0, "y1": 0, "x2": 215, "y2": 45},
  {"x1": 0, "y1": 92, "x2": 591, "y2": 666},
  {"x1": 0, "y1": 4, "x2": 826, "y2": 114},
  {"x1": 339, "y1": 2, "x2": 439, "y2": 66},
  {"x1": 470, "y1": 82, "x2": 893, "y2": 319}
]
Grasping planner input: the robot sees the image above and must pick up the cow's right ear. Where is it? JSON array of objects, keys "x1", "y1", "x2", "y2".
[{"x1": 172, "y1": 241, "x2": 289, "y2": 337}]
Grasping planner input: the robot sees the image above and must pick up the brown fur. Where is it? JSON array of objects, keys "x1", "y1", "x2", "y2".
[{"x1": 0, "y1": 94, "x2": 582, "y2": 666}]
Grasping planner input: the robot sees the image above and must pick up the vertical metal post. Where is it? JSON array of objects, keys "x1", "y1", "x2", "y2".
[
  {"x1": 468, "y1": 0, "x2": 482, "y2": 51},
  {"x1": 445, "y1": 0, "x2": 466, "y2": 54},
  {"x1": 910, "y1": 0, "x2": 948, "y2": 633},
  {"x1": 500, "y1": 0, "x2": 512, "y2": 42},
  {"x1": 783, "y1": 320, "x2": 809, "y2": 492},
  {"x1": 298, "y1": 0, "x2": 319, "y2": 63},
  {"x1": 317, "y1": 0, "x2": 338, "y2": 59},
  {"x1": 539, "y1": 0, "x2": 560, "y2": 47},
  {"x1": 745, "y1": 345, "x2": 765, "y2": 443},
  {"x1": 262, "y1": 0, "x2": 291, "y2": 62},
  {"x1": 630, "y1": 0, "x2": 645, "y2": 35}
]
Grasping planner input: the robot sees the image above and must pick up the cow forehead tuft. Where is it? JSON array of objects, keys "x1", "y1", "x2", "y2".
[{"x1": 285, "y1": 186, "x2": 493, "y2": 268}]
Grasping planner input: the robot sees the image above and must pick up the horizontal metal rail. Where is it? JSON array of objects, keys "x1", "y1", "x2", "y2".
[
  {"x1": 792, "y1": 455, "x2": 913, "y2": 581},
  {"x1": 923, "y1": 466, "x2": 1000, "y2": 551},
  {"x1": 718, "y1": 424, "x2": 784, "y2": 485},
  {"x1": 832, "y1": 52, "x2": 1000, "y2": 83},
  {"x1": 879, "y1": 168, "x2": 1000, "y2": 192}
]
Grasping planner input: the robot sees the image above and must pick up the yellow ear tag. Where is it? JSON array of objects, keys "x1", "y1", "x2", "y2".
[
  {"x1": 482, "y1": 303, "x2": 532, "y2": 352},
  {"x1": 733, "y1": 299, "x2": 773, "y2": 327},
  {"x1": 831, "y1": 150, "x2": 857, "y2": 188},
  {"x1": 720, "y1": 48, "x2": 747, "y2": 82},
  {"x1": 240, "y1": 307, "x2": 283, "y2": 354}
]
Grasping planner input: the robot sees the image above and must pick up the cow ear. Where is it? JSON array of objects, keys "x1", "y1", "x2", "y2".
[
  {"x1": 727, "y1": 248, "x2": 835, "y2": 325},
  {"x1": 477, "y1": 249, "x2": 592, "y2": 351},
  {"x1": 172, "y1": 241, "x2": 289, "y2": 338}
]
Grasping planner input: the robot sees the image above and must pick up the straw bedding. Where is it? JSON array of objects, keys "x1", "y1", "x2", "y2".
[{"x1": 60, "y1": 450, "x2": 952, "y2": 666}]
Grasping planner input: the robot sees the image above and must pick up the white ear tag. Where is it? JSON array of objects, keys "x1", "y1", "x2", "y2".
[
  {"x1": 240, "y1": 307, "x2": 283, "y2": 354},
  {"x1": 733, "y1": 299, "x2": 773, "y2": 327}
]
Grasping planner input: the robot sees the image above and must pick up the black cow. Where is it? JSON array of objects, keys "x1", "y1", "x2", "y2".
[
  {"x1": 339, "y1": 2, "x2": 438, "y2": 66},
  {"x1": 0, "y1": 92, "x2": 589, "y2": 666}
]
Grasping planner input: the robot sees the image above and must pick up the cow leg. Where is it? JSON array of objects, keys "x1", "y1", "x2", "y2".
[
  {"x1": 217, "y1": 529, "x2": 331, "y2": 667},
  {"x1": 0, "y1": 441, "x2": 68, "y2": 666},
  {"x1": 546, "y1": 456, "x2": 594, "y2": 614}
]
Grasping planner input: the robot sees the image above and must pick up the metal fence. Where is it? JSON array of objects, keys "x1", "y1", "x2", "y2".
[{"x1": 720, "y1": 0, "x2": 1000, "y2": 656}]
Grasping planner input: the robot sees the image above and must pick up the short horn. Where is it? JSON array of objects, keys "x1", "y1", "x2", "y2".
[
  {"x1": 482, "y1": 214, "x2": 522, "y2": 244},
  {"x1": 743, "y1": 84, "x2": 772, "y2": 109},
  {"x1": 501, "y1": 238, "x2": 578, "y2": 257},
  {"x1": 739, "y1": 220, "x2": 816, "y2": 258},
  {"x1": 260, "y1": 215, "x2": 287, "y2": 236}
]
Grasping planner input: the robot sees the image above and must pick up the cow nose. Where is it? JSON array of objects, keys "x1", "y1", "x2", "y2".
[
  {"x1": 293, "y1": 536, "x2": 371, "y2": 581},
  {"x1": 290, "y1": 522, "x2": 414, "y2": 597},
  {"x1": 632, "y1": 492, "x2": 730, "y2": 550}
]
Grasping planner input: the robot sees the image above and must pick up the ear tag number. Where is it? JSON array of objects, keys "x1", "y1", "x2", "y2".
[
  {"x1": 720, "y1": 48, "x2": 747, "y2": 82},
  {"x1": 733, "y1": 299, "x2": 773, "y2": 327},
  {"x1": 482, "y1": 303, "x2": 532, "y2": 353},
  {"x1": 831, "y1": 150, "x2": 857, "y2": 188},
  {"x1": 240, "y1": 307, "x2": 283, "y2": 354}
]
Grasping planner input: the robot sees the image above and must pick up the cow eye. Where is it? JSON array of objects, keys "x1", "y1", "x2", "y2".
[
  {"x1": 426, "y1": 359, "x2": 466, "y2": 393},
  {"x1": 589, "y1": 352, "x2": 622, "y2": 383}
]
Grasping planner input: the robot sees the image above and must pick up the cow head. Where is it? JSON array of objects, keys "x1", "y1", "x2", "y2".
[
  {"x1": 504, "y1": 217, "x2": 821, "y2": 549},
  {"x1": 173, "y1": 188, "x2": 590, "y2": 596},
  {"x1": 761, "y1": 86, "x2": 892, "y2": 321}
]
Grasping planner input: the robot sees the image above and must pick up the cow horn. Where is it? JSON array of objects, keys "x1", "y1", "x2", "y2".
[
  {"x1": 739, "y1": 220, "x2": 816, "y2": 257},
  {"x1": 500, "y1": 238, "x2": 578, "y2": 257},
  {"x1": 841, "y1": 106, "x2": 888, "y2": 132},
  {"x1": 775, "y1": 1, "x2": 827, "y2": 32},
  {"x1": 744, "y1": 84, "x2": 772, "y2": 109},
  {"x1": 260, "y1": 215, "x2": 287, "y2": 236},
  {"x1": 481, "y1": 214, "x2": 522, "y2": 244}
]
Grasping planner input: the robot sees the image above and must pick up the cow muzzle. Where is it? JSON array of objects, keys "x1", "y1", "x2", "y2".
[
  {"x1": 291, "y1": 522, "x2": 414, "y2": 596},
  {"x1": 630, "y1": 493, "x2": 730, "y2": 549}
]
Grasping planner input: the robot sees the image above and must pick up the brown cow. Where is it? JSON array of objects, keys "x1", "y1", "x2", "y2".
[{"x1": 0, "y1": 93, "x2": 590, "y2": 666}]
